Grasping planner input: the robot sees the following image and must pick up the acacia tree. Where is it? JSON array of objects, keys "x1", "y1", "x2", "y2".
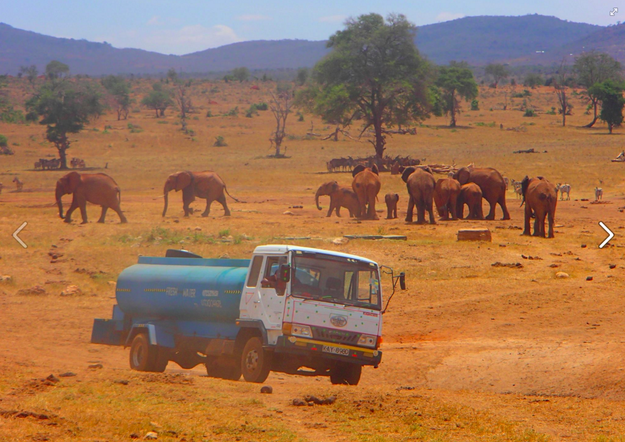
[
  {"x1": 435, "y1": 64, "x2": 478, "y2": 127},
  {"x1": 299, "y1": 13, "x2": 430, "y2": 158},
  {"x1": 554, "y1": 59, "x2": 571, "y2": 127},
  {"x1": 19, "y1": 65, "x2": 38, "y2": 87},
  {"x1": 484, "y1": 63, "x2": 509, "y2": 88},
  {"x1": 101, "y1": 75, "x2": 132, "y2": 120},
  {"x1": 27, "y1": 63, "x2": 103, "y2": 169},
  {"x1": 268, "y1": 89, "x2": 293, "y2": 157},
  {"x1": 141, "y1": 83, "x2": 173, "y2": 117},
  {"x1": 574, "y1": 51, "x2": 622, "y2": 127},
  {"x1": 588, "y1": 80, "x2": 625, "y2": 134}
]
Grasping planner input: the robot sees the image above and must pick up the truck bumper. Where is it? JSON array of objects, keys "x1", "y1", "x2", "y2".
[{"x1": 275, "y1": 335, "x2": 382, "y2": 367}]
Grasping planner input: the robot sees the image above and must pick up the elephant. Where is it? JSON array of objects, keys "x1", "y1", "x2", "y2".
[
  {"x1": 163, "y1": 171, "x2": 238, "y2": 218},
  {"x1": 434, "y1": 178, "x2": 461, "y2": 220},
  {"x1": 315, "y1": 181, "x2": 359, "y2": 218},
  {"x1": 521, "y1": 176, "x2": 557, "y2": 238},
  {"x1": 457, "y1": 183, "x2": 484, "y2": 220},
  {"x1": 453, "y1": 167, "x2": 510, "y2": 220},
  {"x1": 401, "y1": 166, "x2": 436, "y2": 224},
  {"x1": 351, "y1": 164, "x2": 381, "y2": 220},
  {"x1": 385, "y1": 193, "x2": 399, "y2": 219},
  {"x1": 55, "y1": 172, "x2": 127, "y2": 224}
]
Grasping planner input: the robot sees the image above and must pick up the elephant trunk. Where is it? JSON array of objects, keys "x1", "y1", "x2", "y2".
[
  {"x1": 162, "y1": 183, "x2": 171, "y2": 217},
  {"x1": 55, "y1": 184, "x2": 65, "y2": 219},
  {"x1": 315, "y1": 188, "x2": 323, "y2": 211}
]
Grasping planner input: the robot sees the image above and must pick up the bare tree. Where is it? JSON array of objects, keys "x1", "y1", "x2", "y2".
[
  {"x1": 174, "y1": 80, "x2": 193, "y2": 133},
  {"x1": 268, "y1": 90, "x2": 293, "y2": 157},
  {"x1": 554, "y1": 59, "x2": 571, "y2": 127}
]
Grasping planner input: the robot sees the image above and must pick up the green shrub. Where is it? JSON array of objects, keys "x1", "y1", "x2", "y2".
[
  {"x1": 0, "y1": 134, "x2": 7, "y2": 147},
  {"x1": 546, "y1": 107, "x2": 556, "y2": 115},
  {"x1": 255, "y1": 102, "x2": 268, "y2": 111},
  {"x1": 224, "y1": 107, "x2": 239, "y2": 117},
  {"x1": 214, "y1": 136, "x2": 227, "y2": 147},
  {"x1": 523, "y1": 109, "x2": 536, "y2": 117},
  {"x1": 470, "y1": 99, "x2": 479, "y2": 111},
  {"x1": 0, "y1": 107, "x2": 25, "y2": 123}
]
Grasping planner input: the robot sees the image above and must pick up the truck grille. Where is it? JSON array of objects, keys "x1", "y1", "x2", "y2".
[{"x1": 311, "y1": 327, "x2": 360, "y2": 345}]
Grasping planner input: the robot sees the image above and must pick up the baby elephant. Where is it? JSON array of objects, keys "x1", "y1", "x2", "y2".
[{"x1": 385, "y1": 193, "x2": 399, "y2": 219}]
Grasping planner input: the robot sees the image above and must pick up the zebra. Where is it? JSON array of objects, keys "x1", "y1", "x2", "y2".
[
  {"x1": 595, "y1": 187, "x2": 603, "y2": 201},
  {"x1": 12, "y1": 177, "x2": 23, "y2": 191},
  {"x1": 556, "y1": 183, "x2": 571, "y2": 200}
]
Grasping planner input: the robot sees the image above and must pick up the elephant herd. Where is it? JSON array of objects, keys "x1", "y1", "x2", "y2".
[
  {"x1": 54, "y1": 170, "x2": 237, "y2": 224},
  {"x1": 316, "y1": 165, "x2": 558, "y2": 238}
]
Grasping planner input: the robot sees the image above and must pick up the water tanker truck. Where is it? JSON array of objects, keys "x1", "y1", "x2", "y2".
[{"x1": 91, "y1": 245, "x2": 405, "y2": 385}]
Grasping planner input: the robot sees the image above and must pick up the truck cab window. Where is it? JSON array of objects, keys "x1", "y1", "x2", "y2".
[{"x1": 246, "y1": 256, "x2": 264, "y2": 287}]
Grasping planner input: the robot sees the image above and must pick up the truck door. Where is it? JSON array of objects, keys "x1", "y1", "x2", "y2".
[{"x1": 242, "y1": 255, "x2": 285, "y2": 331}]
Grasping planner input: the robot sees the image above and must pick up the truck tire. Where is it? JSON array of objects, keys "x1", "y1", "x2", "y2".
[
  {"x1": 129, "y1": 334, "x2": 167, "y2": 373},
  {"x1": 330, "y1": 363, "x2": 361, "y2": 385},
  {"x1": 240, "y1": 337, "x2": 271, "y2": 383},
  {"x1": 205, "y1": 357, "x2": 241, "y2": 381}
]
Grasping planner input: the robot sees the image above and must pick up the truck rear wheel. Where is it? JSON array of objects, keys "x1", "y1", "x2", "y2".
[
  {"x1": 330, "y1": 363, "x2": 361, "y2": 385},
  {"x1": 240, "y1": 337, "x2": 271, "y2": 383},
  {"x1": 205, "y1": 357, "x2": 241, "y2": 381},
  {"x1": 129, "y1": 334, "x2": 167, "y2": 372}
]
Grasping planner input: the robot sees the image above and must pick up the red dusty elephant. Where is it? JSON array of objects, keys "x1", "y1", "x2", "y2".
[
  {"x1": 401, "y1": 166, "x2": 436, "y2": 224},
  {"x1": 384, "y1": 193, "x2": 399, "y2": 219},
  {"x1": 521, "y1": 176, "x2": 557, "y2": 238},
  {"x1": 453, "y1": 167, "x2": 510, "y2": 220},
  {"x1": 315, "y1": 181, "x2": 359, "y2": 217},
  {"x1": 55, "y1": 172, "x2": 127, "y2": 224},
  {"x1": 351, "y1": 164, "x2": 381, "y2": 220},
  {"x1": 434, "y1": 178, "x2": 461, "y2": 220},
  {"x1": 163, "y1": 171, "x2": 239, "y2": 217},
  {"x1": 457, "y1": 183, "x2": 484, "y2": 220}
]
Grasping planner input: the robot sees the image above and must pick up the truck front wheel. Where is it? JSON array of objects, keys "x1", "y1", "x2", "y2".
[
  {"x1": 129, "y1": 334, "x2": 167, "y2": 372},
  {"x1": 240, "y1": 337, "x2": 271, "y2": 383},
  {"x1": 330, "y1": 363, "x2": 361, "y2": 385}
]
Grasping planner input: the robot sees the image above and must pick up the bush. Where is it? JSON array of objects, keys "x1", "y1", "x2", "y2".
[
  {"x1": 0, "y1": 107, "x2": 25, "y2": 123},
  {"x1": 512, "y1": 90, "x2": 531, "y2": 98},
  {"x1": 546, "y1": 107, "x2": 556, "y2": 115},
  {"x1": 523, "y1": 109, "x2": 536, "y2": 117},
  {"x1": 0, "y1": 134, "x2": 7, "y2": 147},
  {"x1": 245, "y1": 104, "x2": 259, "y2": 118},
  {"x1": 206, "y1": 110, "x2": 213, "y2": 118},
  {"x1": 470, "y1": 99, "x2": 479, "y2": 111},
  {"x1": 214, "y1": 136, "x2": 227, "y2": 147},
  {"x1": 255, "y1": 102, "x2": 268, "y2": 111},
  {"x1": 223, "y1": 106, "x2": 239, "y2": 117}
]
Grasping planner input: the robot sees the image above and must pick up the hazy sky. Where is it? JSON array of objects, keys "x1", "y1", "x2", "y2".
[{"x1": 0, "y1": 0, "x2": 620, "y2": 55}]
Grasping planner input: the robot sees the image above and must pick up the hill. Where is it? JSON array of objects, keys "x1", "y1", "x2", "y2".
[{"x1": 0, "y1": 15, "x2": 622, "y2": 75}]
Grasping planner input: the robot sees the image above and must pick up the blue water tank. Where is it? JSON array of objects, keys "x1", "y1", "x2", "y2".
[{"x1": 116, "y1": 256, "x2": 250, "y2": 323}]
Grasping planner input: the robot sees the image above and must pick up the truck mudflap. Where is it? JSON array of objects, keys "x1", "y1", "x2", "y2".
[
  {"x1": 275, "y1": 336, "x2": 382, "y2": 366},
  {"x1": 91, "y1": 305, "x2": 126, "y2": 346}
]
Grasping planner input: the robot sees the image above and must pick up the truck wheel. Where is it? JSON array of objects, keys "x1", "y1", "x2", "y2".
[
  {"x1": 330, "y1": 363, "x2": 361, "y2": 385},
  {"x1": 206, "y1": 357, "x2": 241, "y2": 381},
  {"x1": 240, "y1": 337, "x2": 271, "y2": 383},
  {"x1": 129, "y1": 334, "x2": 167, "y2": 373}
]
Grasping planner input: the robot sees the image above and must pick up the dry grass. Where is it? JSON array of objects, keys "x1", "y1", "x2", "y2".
[{"x1": 1, "y1": 80, "x2": 625, "y2": 440}]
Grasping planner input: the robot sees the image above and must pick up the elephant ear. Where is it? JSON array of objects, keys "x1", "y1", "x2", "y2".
[
  {"x1": 422, "y1": 166, "x2": 433, "y2": 174},
  {"x1": 66, "y1": 172, "x2": 81, "y2": 193},
  {"x1": 175, "y1": 171, "x2": 192, "y2": 191},
  {"x1": 330, "y1": 181, "x2": 339, "y2": 192},
  {"x1": 371, "y1": 164, "x2": 379, "y2": 175},
  {"x1": 520, "y1": 176, "x2": 530, "y2": 205},
  {"x1": 352, "y1": 164, "x2": 366, "y2": 177},
  {"x1": 456, "y1": 168, "x2": 470, "y2": 184},
  {"x1": 401, "y1": 167, "x2": 416, "y2": 183}
]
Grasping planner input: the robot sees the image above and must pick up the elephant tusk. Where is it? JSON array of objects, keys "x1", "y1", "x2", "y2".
[{"x1": 153, "y1": 195, "x2": 165, "y2": 200}]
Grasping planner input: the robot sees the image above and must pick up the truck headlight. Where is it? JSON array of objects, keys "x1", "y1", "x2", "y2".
[
  {"x1": 291, "y1": 324, "x2": 312, "y2": 338},
  {"x1": 358, "y1": 334, "x2": 377, "y2": 348}
]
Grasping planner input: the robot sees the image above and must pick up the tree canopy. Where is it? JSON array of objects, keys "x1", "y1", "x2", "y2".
[
  {"x1": 298, "y1": 13, "x2": 431, "y2": 158},
  {"x1": 588, "y1": 79, "x2": 625, "y2": 134},
  {"x1": 574, "y1": 51, "x2": 622, "y2": 127},
  {"x1": 434, "y1": 64, "x2": 478, "y2": 127},
  {"x1": 141, "y1": 83, "x2": 173, "y2": 117},
  {"x1": 45, "y1": 60, "x2": 70, "y2": 81},
  {"x1": 484, "y1": 63, "x2": 509, "y2": 88},
  {"x1": 27, "y1": 63, "x2": 103, "y2": 168},
  {"x1": 101, "y1": 75, "x2": 132, "y2": 120}
]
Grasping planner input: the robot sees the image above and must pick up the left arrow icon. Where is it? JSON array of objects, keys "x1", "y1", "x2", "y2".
[{"x1": 13, "y1": 222, "x2": 28, "y2": 248}]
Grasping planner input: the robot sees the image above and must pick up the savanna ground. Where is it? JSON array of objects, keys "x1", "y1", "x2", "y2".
[{"x1": 1, "y1": 79, "x2": 625, "y2": 441}]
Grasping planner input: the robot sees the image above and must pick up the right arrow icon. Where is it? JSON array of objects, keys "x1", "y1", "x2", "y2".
[{"x1": 599, "y1": 222, "x2": 614, "y2": 249}]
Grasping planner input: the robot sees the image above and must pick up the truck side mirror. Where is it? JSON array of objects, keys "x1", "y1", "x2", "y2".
[
  {"x1": 279, "y1": 265, "x2": 291, "y2": 283},
  {"x1": 399, "y1": 272, "x2": 406, "y2": 290}
]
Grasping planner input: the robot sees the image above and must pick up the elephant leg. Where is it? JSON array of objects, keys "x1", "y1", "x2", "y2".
[
  {"x1": 335, "y1": 205, "x2": 342, "y2": 217},
  {"x1": 202, "y1": 199, "x2": 212, "y2": 217},
  {"x1": 449, "y1": 196, "x2": 458, "y2": 220},
  {"x1": 405, "y1": 196, "x2": 415, "y2": 222},
  {"x1": 540, "y1": 212, "x2": 547, "y2": 237},
  {"x1": 64, "y1": 200, "x2": 79, "y2": 223},
  {"x1": 485, "y1": 198, "x2": 496, "y2": 220},
  {"x1": 79, "y1": 204, "x2": 88, "y2": 224},
  {"x1": 476, "y1": 202, "x2": 484, "y2": 220},
  {"x1": 427, "y1": 201, "x2": 436, "y2": 224},
  {"x1": 217, "y1": 195, "x2": 231, "y2": 216},
  {"x1": 393, "y1": 205, "x2": 397, "y2": 219},
  {"x1": 498, "y1": 196, "x2": 511, "y2": 220},
  {"x1": 97, "y1": 206, "x2": 108, "y2": 223},
  {"x1": 522, "y1": 206, "x2": 531, "y2": 235},
  {"x1": 547, "y1": 210, "x2": 555, "y2": 238},
  {"x1": 369, "y1": 199, "x2": 378, "y2": 220},
  {"x1": 532, "y1": 211, "x2": 541, "y2": 236},
  {"x1": 386, "y1": 206, "x2": 392, "y2": 219},
  {"x1": 416, "y1": 199, "x2": 425, "y2": 224}
]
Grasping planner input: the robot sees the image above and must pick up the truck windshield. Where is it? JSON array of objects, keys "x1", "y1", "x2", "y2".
[{"x1": 291, "y1": 253, "x2": 381, "y2": 310}]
